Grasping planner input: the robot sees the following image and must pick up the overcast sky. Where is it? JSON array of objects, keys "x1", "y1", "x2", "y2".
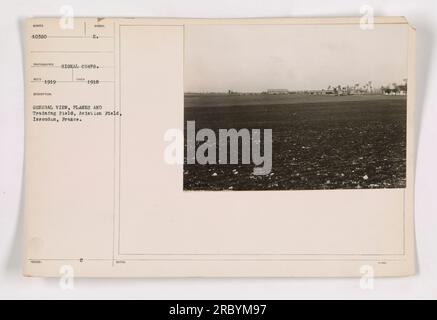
[{"x1": 184, "y1": 24, "x2": 409, "y2": 92}]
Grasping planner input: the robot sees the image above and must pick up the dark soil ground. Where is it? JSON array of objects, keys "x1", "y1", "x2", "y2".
[{"x1": 183, "y1": 94, "x2": 407, "y2": 191}]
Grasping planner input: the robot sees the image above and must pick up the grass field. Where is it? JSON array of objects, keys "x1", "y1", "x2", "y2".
[{"x1": 184, "y1": 94, "x2": 407, "y2": 191}]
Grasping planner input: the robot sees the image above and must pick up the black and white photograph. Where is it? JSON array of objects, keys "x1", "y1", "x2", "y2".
[{"x1": 184, "y1": 24, "x2": 409, "y2": 191}]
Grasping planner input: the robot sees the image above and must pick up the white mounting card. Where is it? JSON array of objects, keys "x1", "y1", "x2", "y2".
[{"x1": 23, "y1": 17, "x2": 416, "y2": 277}]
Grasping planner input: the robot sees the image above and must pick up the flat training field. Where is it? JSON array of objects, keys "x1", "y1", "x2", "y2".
[{"x1": 184, "y1": 94, "x2": 407, "y2": 191}]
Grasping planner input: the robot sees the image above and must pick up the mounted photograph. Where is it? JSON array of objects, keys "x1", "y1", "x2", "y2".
[{"x1": 183, "y1": 24, "x2": 409, "y2": 191}]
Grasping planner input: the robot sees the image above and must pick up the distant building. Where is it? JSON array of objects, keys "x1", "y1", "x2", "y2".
[
  {"x1": 397, "y1": 85, "x2": 407, "y2": 95},
  {"x1": 382, "y1": 83, "x2": 408, "y2": 95},
  {"x1": 267, "y1": 89, "x2": 289, "y2": 95}
]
